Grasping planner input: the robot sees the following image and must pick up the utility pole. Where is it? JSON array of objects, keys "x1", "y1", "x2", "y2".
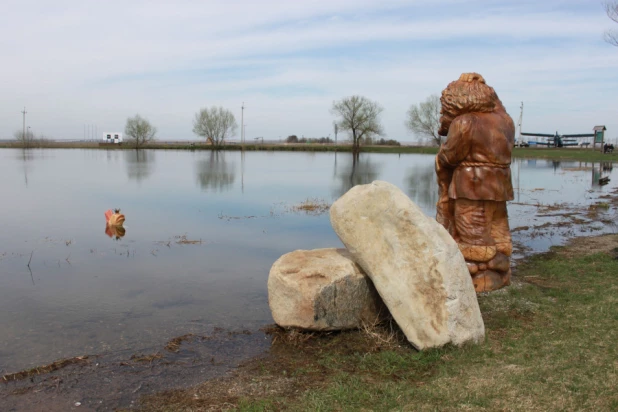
[
  {"x1": 241, "y1": 102, "x2": 245, "y2": 144},
  {"x1": 517, "y1": 102, "x2": 523, "y2": 141},
  {"x1": 21, "y1": 107, "x2": 27, "y2": 139}
]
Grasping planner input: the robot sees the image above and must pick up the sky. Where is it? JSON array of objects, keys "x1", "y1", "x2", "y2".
[{"x1": 1, "y1": 0, "x2": 617, "y2": 143}]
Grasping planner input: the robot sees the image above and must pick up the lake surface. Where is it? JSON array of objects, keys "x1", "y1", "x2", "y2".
[{"x1": 1, "y1": 149, "x2": 616, "y2": 373}]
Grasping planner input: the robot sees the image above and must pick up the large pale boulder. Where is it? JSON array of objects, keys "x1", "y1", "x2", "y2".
[
  {"x1": 330, "y1": 180, "x2": 484, "y2": 349},
  {"x1": 268, "y1": 248, "x2": 385, "y2": 331}
]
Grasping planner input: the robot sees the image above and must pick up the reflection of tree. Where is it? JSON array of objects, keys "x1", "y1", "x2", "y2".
[
  {"x1": 332, "y1": 154, "x2": 381, "y2": 198},
  {"x1": 195, "y1": 151, "x2": 236, "y2": 192},
  {"x1": 405, "y1": 163, "x2": 438, "y2": 212},
  {"x1": 125, "y1": 150, "x2": 155, "y2": 183},
  {"x1": 17, "y1": 149, "x2": 34, "y2": 186}
]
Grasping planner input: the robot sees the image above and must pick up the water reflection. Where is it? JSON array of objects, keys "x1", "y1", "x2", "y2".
[
  {"x1": 106, "y1": 149, "x2": 121, "y2": 163},
  {"x1": 332, "y1": 154, "x2": 381, "y2": 197},
  {"x1": 405, "y1": 163, "x2": 439, "y2": 208},
  {"x1": 125, "y1": 150, "x2": 155, "y2": 182},
  {"x1": 17, "y1": 149, "x2": 34, "y2": 186},
  {"x1": 593, "y1": 162, "x2": 613, "y2": 187},
  {"x1": 1, "y1": 149, "x2": 617, "y2": 374},
  {"x1": 195, "y1": 151, "x2": 236, "y2": 192},
  {"x1": 105, "y1": 224, "x2": 126, "y2": 240}
]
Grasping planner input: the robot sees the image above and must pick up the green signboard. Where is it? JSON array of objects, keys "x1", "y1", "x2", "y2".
[{"x1": 595, "y1": 131, "x2": 603, "y2": 143}]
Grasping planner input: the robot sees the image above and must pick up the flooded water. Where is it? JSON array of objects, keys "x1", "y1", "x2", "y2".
[{"x1": 0, "y1": 149, "x2": 616, "y2": 374}]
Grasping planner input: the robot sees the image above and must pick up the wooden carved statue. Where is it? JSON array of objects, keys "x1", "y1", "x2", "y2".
[{"x1": 435, "y1": 73, "x2": 514, "y2": 292}]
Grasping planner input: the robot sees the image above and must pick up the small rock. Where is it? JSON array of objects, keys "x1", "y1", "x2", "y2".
[{"x1": 268, "y1": 248, "x2": 386, "y2": 331}]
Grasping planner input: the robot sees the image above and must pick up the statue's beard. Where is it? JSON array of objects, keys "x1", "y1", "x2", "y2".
[{"x1": 438, "y1": 113, "x2": 454, "y2": 137}]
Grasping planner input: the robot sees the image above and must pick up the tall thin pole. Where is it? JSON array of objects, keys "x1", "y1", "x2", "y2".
[
  {"x1": 241, "y1": 102, "x2": 245, "y2": 144},
  {"x1": 21, "y1": 107, "x2": 27, "y2": 139},
  {"x1": 517, "y1": 102, "x2": 523, "y2": 141}
]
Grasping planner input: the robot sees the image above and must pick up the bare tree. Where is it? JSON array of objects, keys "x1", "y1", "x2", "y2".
[
  {"x1": 193, "y1": 106, "x2": 238, "y2": 147},
  {"x1": 331, "y1": 96, "x2": 384, "y2": 153},
  {"x1": 124, "y1": 114, "x2": 157, "y2": 149},
  {"x1": 14, "y1": 129, "x2": 35, "y2": 148},
  {"x1": 605, "y1": 1, "x2": 618, "y2": 46},
  {"x1": 405, "y1": 94, "x2": 442, "y2": 146}
]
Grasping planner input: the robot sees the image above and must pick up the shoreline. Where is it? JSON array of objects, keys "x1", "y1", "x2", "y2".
[
  {"x1": 1, "y1": 142, "x2": 617, "y2": 161},
  {"x1": 2, "y1": 190, "x2": 617, "y2": 410},
  {"x1": 3, "y1": 232, "x2": 617, "y2": 411}
]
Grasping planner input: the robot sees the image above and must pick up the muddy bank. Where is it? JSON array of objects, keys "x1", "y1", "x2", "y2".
[{"x1": 0, "y1": 328, "x2": 270, "y2": 411}]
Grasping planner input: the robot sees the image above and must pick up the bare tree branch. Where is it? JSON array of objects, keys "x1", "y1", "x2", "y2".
[
  {"x1": 331, "y1": 96, "x2": 384, "y2": 153},
  {"x1": 192, "y1": 106, "x2": 238, "y2": 147},
  {"x1": 604, "y1": 1, "x2": 618, "y2": 46},
  {"x1": 14, "y1": 129, "x2": 35, "y2": 148},
  {"x1": 124, "y1": 115, "x2": 157, "y2": 149},
  {"x1": 405, "y1": 94, "x2": 442, "y2": 146}
]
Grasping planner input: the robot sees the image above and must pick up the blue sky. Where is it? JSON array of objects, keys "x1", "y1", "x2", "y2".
[{"x1": 1, "y1": 0, "x2": 616, "y2": 142}]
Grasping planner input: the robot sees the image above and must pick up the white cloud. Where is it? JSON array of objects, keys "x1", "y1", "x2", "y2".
[{"x1": 0, "y1": 0, "x2": 616, "y2": 141}]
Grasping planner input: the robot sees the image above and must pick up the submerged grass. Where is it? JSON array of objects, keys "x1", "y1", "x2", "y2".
[
  {"x1": 1, "y1": 356, "x2": 90, "y2": 383},
  {"x1": 164, "y1": 334, "x2": 195, "y2": 353},
  {"x1": 287, "y1": 198, "x2": 331, "y2": 216},
  {"x1": 132, "y1": 234, "x2": 618, "y2": 411}
]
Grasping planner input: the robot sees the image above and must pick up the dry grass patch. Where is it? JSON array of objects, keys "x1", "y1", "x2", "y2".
[
  {"x1": 164, "y1": 333, "x2": 195, "y2": 353},
  {"x1": 554, "y1": 233, "x2": 618, "y2": 257},
  {"x1": 287, "y1": 198, "x2": 330, "y2": 216}
]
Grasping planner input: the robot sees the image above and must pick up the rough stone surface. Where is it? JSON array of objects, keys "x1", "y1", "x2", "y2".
[
  {"x1": 268, "y1": 248, "x2": 386, "y2": 331},
  {"x1": 330, "y1": 180, "x2": 485, "y2": 349}
]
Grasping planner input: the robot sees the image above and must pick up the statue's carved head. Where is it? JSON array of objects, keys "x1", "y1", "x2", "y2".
[{"x1": 438, "y1": 73, "x2": 504, "y2": 136}]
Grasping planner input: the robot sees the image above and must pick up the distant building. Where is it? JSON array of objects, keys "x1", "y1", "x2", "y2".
[{"x1": 103, "y1": 132, "x2": 123, "y2": 144}]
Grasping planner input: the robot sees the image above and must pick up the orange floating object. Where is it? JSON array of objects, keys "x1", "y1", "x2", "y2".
[
  {"x1": 105, "y1": 209, "x2": 126, "y2": 239},
  {"x1": 105, "y1": 209, "x2": 126, "y2": 226}
]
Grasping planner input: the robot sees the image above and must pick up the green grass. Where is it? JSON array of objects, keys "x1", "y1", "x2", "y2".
[
  {"x1": 511, "y1": 147, "x2": 616, "y2": 162},
  {"x1": 282, "y1": 246, "x2": 618, "y2": 411}
]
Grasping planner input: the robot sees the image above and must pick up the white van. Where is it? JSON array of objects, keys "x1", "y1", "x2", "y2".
[{"x1": 103, "y1": 132, "x2": 123, "y2": 144}]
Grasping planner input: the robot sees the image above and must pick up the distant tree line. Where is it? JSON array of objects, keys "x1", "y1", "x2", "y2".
[
  {"x1": 285, "y1": 135, "x2": 334, "y2": 144},
  {"x1": 14, "y1": 96, "x2": 441, "y2": 150},
  {"x1": 284, "y1": 134, "x2": 400, "y2": 146}
]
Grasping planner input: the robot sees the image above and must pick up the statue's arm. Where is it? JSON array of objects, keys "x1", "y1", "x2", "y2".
[
  {"x1": 435, "y1": 116, "x2": 472, "y2": 230},
  {"x1": 437, "y1": 115, "x2": 472, "y2": 169},
  {"x1": 435, "y1": 156, "x2": 453, "y2": 229}
]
